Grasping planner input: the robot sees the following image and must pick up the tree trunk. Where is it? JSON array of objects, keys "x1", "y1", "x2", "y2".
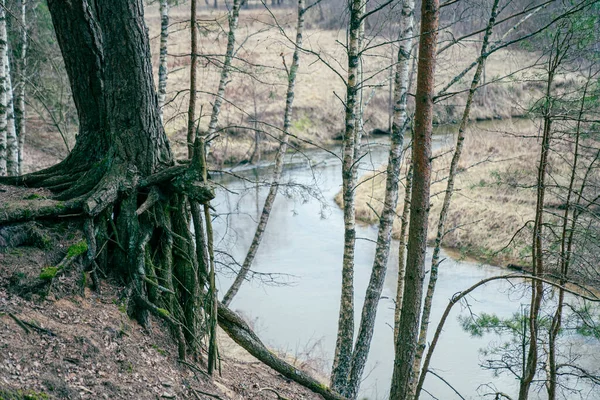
[
  {"x1": 519, "y1": 31, "x2": 564, "y2": 400},
  {"x1": 389, "y1": 0, "x2": 439, "y2": 396},
  {"x1": 206, "y1": 0, "x2": 241, "y2": 139},
  {"x1": 394, "y1": 163, "x2": 412, "y2": 345},
  {"x1": 222, "y1": 0, "x2": 305, "y2": 307},
  {"x1": 344, "y1": 0, "x2": 414, "y2": 396},
  {"x1": 409, "y1": 1, "x2": 500, "y2": 393},
  {"x1": 15, "y1": 0, "x2": 27, "y2": 175},
  {"x1": 330, "y1": 0, "x2": 363, "y2": 393},
  {"x1": 5, "y1": 48, "x2": 19, "y2": 176},
  {"x1": 0, "y1": 1, "x2": 7, "y2": 176},
  {"x1": 187, "y1": 0, "x2": 198, "y2": 157},
  {"x1": 158, "y1": 0, "x2": 169, "y2": 124}
]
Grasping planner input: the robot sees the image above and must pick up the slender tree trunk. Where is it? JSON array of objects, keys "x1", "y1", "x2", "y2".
[
  {"x1": 519, "y1": 37, "x2": 561, "y2": 400},
  {"x1": 344, "y1": 1, "x2": 414, "y2": 396},
  {"x1": 547, "y1": 62, "x2": 590, "y2": 400},
  {"x1": 394, "y1": 162, "x2": 412, "y2": 346},
  {"x1": 330, "y1": 0, "x2": 363, "y2": 393},
  {"x1": 0, "y1": 1, "x2": 7, "y2": 176},
  {"x1": 389, "y1": 0, "x2": 439, "y2": 395},
  {"x1": 206, "y1": 0, "x2": 241, "y2": 138},
  {"x1": 222, "y1": 0, "x2": 305, "y2": 307},
  {"x1": 158, "y1": 0, "x2": 169, "y2": 123},
  {"x1": 187, "y1": 0, "x2": 198, "y2": 157},
  {"x1": 15, "y1": 0, "x2": 27, "y2": 175},
  {"x1": 409, "y1": 1, "x2": 500, "y2": 394},
  {"x1": 5, "y1": 47, "x2": 19, "y2": 176}
]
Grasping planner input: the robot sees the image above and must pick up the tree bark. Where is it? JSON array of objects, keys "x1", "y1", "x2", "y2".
[
  {"x1": 187, "y1": 0, "x2": 198, "y2": 157},
  {"x1": 5, "y1": 47, "x2": 19, "y2": 176},
  {"x1": 158, "y1": 0, "x2": 169, "y2": 124},
  {"x1": 389, "y1": 0, "x2": 439, "y2": 396},
  {"x1": 15, "y1": 0, "x2": 27, "y2": 175},
  {"x1": 0, "y1": 1, "x2": 7, "y2": 176},
  {"x1": 344, "y1": 0, "x2": 414, "y2": 396},
  {"x1": 222, "y1": 0, "x2": 305, "y2": 307},
  {"x1": 409, "y1": 1, "x2": 499, "y2": 394},
  {"x1": 330, "y1": 0, "x2": 363, "y2": 393}
]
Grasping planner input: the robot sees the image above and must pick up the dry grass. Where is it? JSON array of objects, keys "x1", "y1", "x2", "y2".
[
  {"x1": 143, "y1": 4, "x2": 546, "y2": 165},
  {"x1": 344, "y1": 119, "x2": 545, "y2": 266}
]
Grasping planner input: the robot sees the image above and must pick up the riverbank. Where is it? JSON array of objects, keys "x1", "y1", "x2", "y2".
[
  {"x1": 0, "y1": 225, "x2": 326, "y2": 400},
  {"x1": 144, "y1": 5, "x2": 545, "y2": 167},
  {"x1": 339, "y1": 119, "x2": 541, "y2": 267}
]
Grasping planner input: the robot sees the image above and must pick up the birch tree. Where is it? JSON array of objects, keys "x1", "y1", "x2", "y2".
[
  {"x1": 330, "y1": 0, "x2": 364, "y2": 392},
  {"x1": 0, "y1": 0, "x2": 7, "y2": 176},
  {"x1": 222, "y1": 0, "x2": 306, "y2": 307},
  {"x1": 158, "y1": 0, "x2": 169, "y2": 123},
  {"x1": 14, "y1": 0, "x2": 27, "y2": 175},
  {"x1": 5, "y1": 46, "x2": 18, "y2": 176},
  {"x1": 342, "y1": 0, "x2": 415, "y2": 397}
]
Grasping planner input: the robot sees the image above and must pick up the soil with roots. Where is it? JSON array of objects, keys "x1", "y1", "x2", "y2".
[{"x1": 0, "y1": 229, "x2": 325, "y2": 400}]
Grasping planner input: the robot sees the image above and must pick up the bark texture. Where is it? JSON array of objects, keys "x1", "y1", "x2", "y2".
[
  {"x1": 330, "y1": 0, "x2": 363, "y2": 393},
  {"x1": 389, "y1": 0, "x2": 439, "y2": 396},
  {"x1": 158, "y1": 0, "x2": 169, "y2": 123},
  {"x1": 409, "y1": 1, "x2": 499, "y2": 393},
  {"x1": 343, "y1": 0, "x2": 414, "y2": 396},
  {"x1": 0, "y1": 1, "x2": 7, "y2": 176},
  {"x1": 5, "y1": 47, "x2": 18, "y2": 176},
  {"x1": 14, "y1": 0, "x2": 27, "y2": 175}
]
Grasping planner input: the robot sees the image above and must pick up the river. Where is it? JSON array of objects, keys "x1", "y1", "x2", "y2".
[{"x1": 211, "y1": 129, "x2": 599, "y2": 400}]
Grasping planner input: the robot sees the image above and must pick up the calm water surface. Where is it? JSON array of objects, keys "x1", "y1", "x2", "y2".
[{"x1": 212, "y1": 129, "x2": 599, "y2": 399}]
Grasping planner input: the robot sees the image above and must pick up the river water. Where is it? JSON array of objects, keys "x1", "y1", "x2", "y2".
[{"x1": 211, "y1": 131, "x2": 599, "y2": 399}]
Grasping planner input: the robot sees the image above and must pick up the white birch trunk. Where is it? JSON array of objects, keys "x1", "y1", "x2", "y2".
[
  {"x1": 5, "y1": 43, "x2": 18, "y2": 176},
  {"x1": 222, "y1": 0, "x2": 305, "y2": 307},
  {"x1": 158, "y1": 0, "x2": 168, "y2": 123},
  {"x1": 0, "y1": 2, "x2": 7, "y2": 176},
  {"x1": 206, "y1": 0, "x2": 241, "y2": 138},
  {"x1": 330, "y1": 0, "x2": 363, "y2": 394},
  {"x1": 344, "y1": 0, "x2": 415, "y2": 397},
  {"x1": 15, "y1": 0, "x2": 27, "y2": 175}
]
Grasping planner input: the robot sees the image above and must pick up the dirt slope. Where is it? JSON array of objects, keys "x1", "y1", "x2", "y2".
[{"x1": 0, "y1": 238, "x2": 325, "y2": 400}]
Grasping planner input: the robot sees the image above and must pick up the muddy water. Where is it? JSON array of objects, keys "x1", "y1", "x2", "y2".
[{"x1": 212, "y1": 129, "x2": 599, "y2": 399}]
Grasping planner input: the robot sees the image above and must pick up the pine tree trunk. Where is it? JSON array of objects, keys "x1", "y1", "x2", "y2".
[
  {"x1": 389, "y1": 0, "x2": 439, "y2": 396},
  {"x1": 222, "y1": 0, "x2": 305, "y2": 307},
  {"x1": 409, "y1": 1, "x2": 499, "y2": 393}
]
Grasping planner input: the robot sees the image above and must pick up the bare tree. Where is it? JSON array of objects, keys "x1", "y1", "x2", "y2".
[
  {"x1": 222, "y1": 0, "x2": 306, "y2": 307},
  {"x1": 158, "y1": 0, "x2": 169, "y2": 123}
]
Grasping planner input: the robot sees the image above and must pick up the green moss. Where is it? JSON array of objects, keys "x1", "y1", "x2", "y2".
[
  {"x1": 151, "y1": 344, "x2": 167, "y2": 356},
  {"x1": 24, "y1": 193, "x2": 47, "y2": 200},
  {"x1": 67, "y1": 240, "x2": 88, "y2": 258},
  {"x1": 156, "y1": 308, "x2": 170, "y2": 317},
  {"x1": 39, "y1": 267, "x2": 59, "y2": 280}
]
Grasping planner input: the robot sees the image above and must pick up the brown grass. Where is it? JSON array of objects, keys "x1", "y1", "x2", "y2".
[
  {"x1": 344, "y1": 119, "x2": 545, "y2": 266},
  {"x1": 143, "y1": 4, "x2": 546, "y2": 165}
]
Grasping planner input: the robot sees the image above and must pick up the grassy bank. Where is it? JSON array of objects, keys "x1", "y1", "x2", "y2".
[
  {"x1": 144, "y1": 5, "x2": 546, "y2": 166},
  {"x1": 339, "y1": 119, "x2": 545, "y2": 267}
]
